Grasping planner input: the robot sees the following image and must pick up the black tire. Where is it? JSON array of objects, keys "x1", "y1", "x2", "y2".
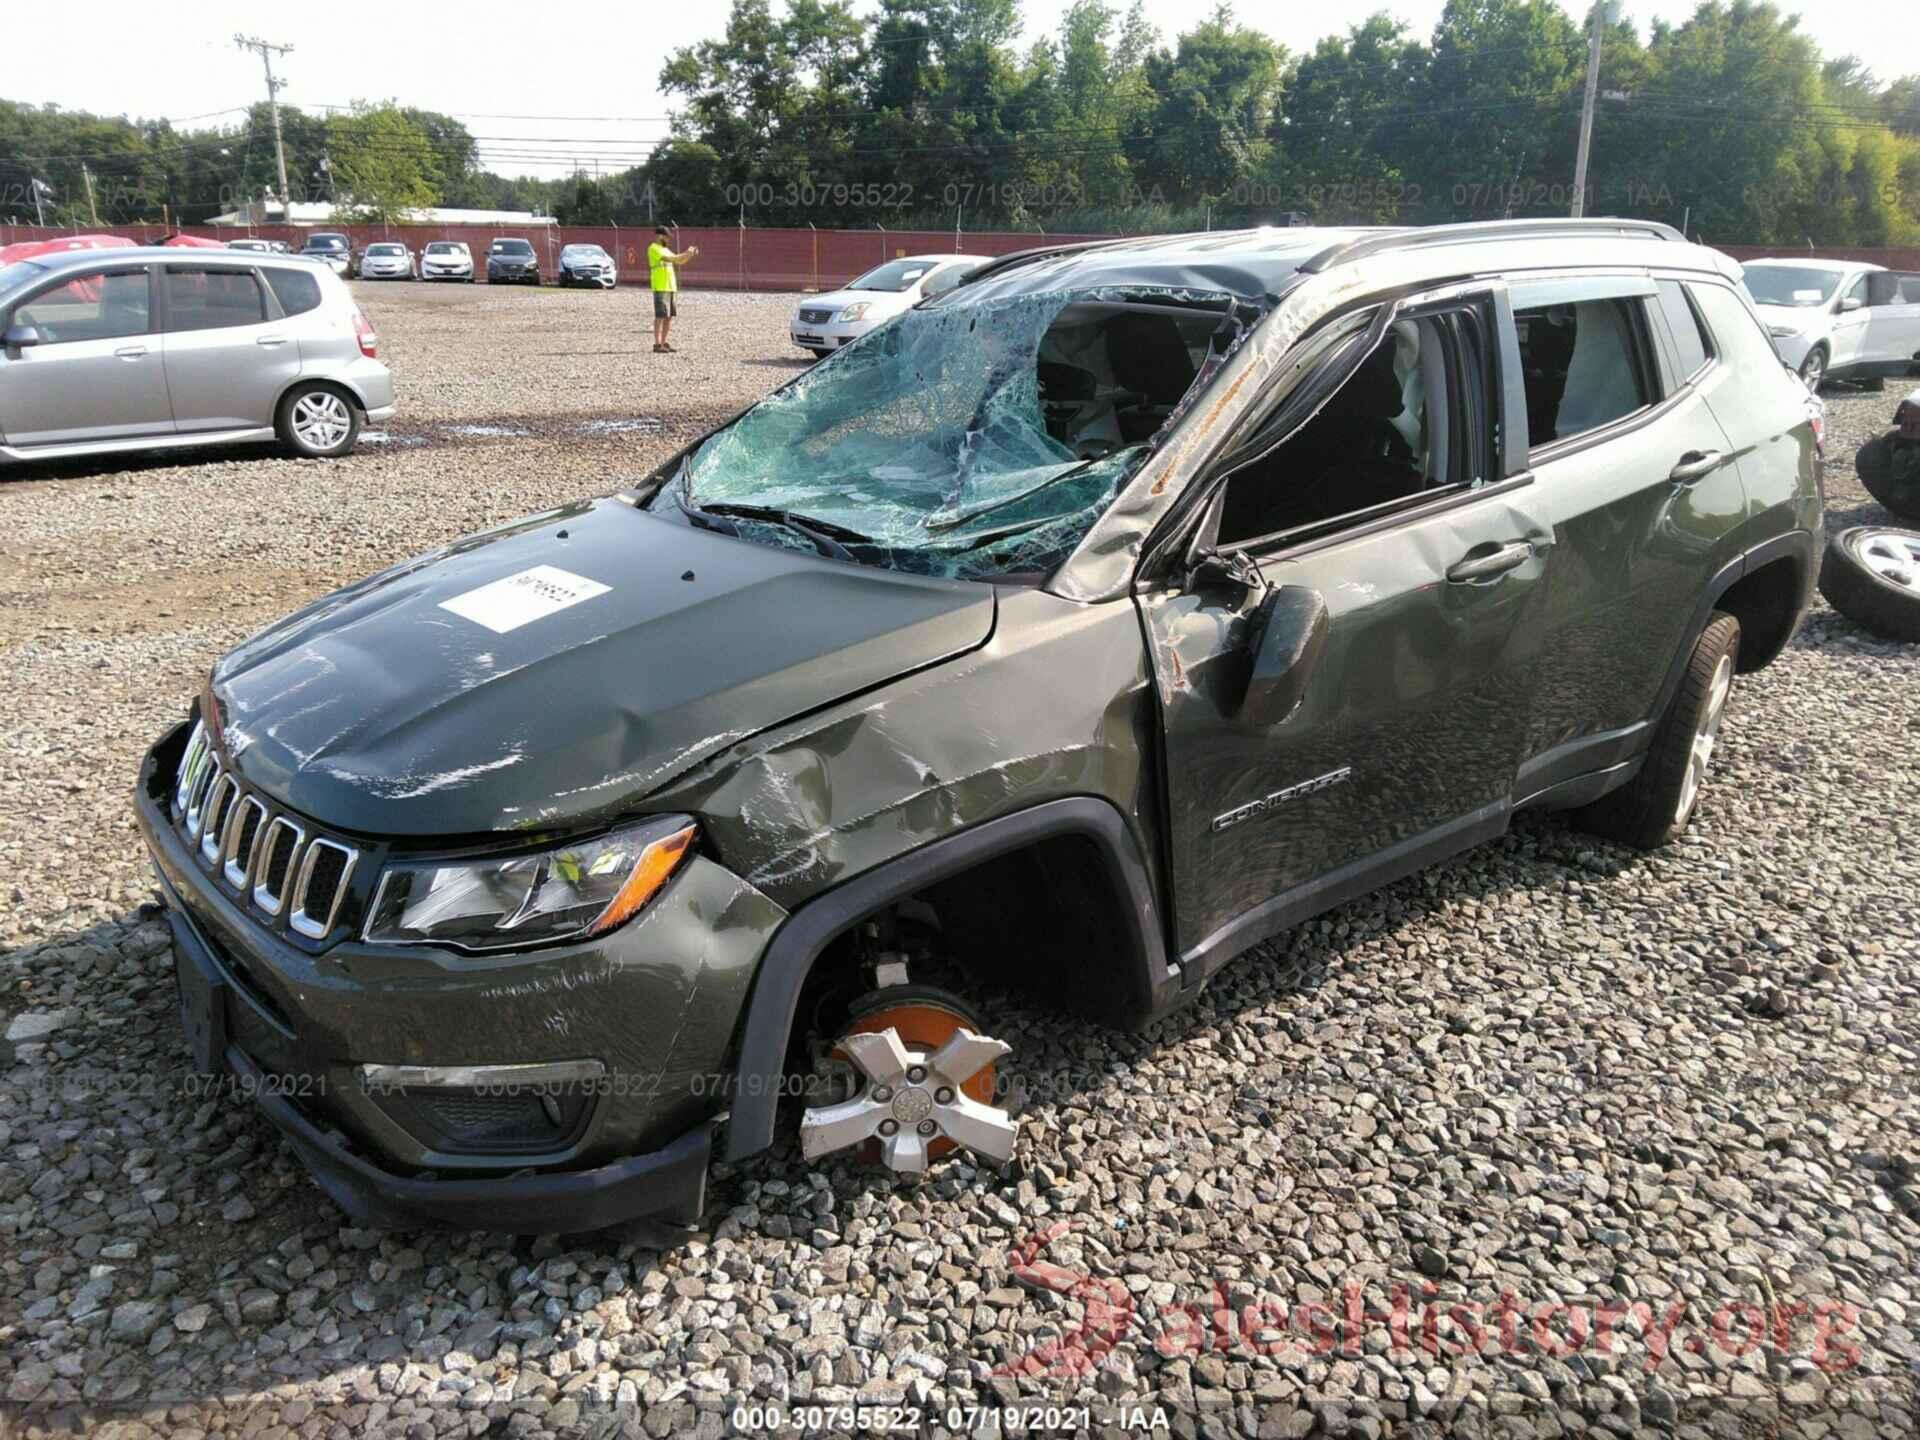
[
  {"x1": 1818, "y1": 526, "x2": 1920, "y2": 642},
  {"x1": 1798, "y1": 345, "x2": 1828, "y2": 389},
  {"x1": 1855, "y1": 435, "x2": 1920, "y2": 523},
  {"x1": 276, "y1": 383, "x2": 361, "y2": 459},
  {"x1": 1576, "y1": 612, "x2": 1741, "y2": 849}
]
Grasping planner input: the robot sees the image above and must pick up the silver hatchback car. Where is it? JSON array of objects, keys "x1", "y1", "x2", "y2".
[{"x1": 0, "y1": 247, "x2": 395, "y2": 463}]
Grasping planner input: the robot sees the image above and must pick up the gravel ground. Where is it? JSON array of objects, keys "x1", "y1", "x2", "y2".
[{"x1": 0, "y1": 285, "x2": 1916, "y2": 1439}]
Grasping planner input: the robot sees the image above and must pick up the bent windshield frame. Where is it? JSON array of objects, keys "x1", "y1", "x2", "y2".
[{"x1": 645, "y1": 285, "x2": 1250, "y2": 581}]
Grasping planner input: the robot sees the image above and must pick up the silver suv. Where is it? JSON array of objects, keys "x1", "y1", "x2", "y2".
[{"x1": 0, "y1": 247, "x2": 395, "y2": 464}]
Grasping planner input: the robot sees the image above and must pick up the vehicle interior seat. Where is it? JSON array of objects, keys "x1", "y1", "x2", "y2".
[
  {"x1": 1217, "y1": 336, "x2": 1428, "y2": 543},
  {"x1": 1550, "y1": 301, "x2": 1641, "y2": 439}
]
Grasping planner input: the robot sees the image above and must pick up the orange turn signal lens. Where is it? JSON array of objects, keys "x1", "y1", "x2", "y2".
[{"x1": 586, "y1": 823, "x2": 697, "y2": 937}]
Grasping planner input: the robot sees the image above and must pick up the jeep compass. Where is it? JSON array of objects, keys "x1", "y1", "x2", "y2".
[{"x1": 135, "y1": 220, "x2": 1822, "y2": 1231}]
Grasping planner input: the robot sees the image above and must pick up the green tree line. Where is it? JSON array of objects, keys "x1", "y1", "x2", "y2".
[{"x1": 5, "y1": 0, "x2": 1919, "y2": 245}]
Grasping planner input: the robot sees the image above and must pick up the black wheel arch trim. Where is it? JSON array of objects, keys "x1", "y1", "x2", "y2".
[
  {"x1": 720, "y1": 796, "x2": 1175, "y2": 1163},
  {"x1": 1650, "y1": 528, "x2": 1815, "y2": 722}
]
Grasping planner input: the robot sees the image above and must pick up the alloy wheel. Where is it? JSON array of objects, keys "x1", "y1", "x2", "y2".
[
  {"x1": 291, "y1": 392, "x2": 352, "y2": 451},
  {"x1": 1675, "y1": 652, "x2": 1734, "y2": 826},
  {"x1": 1854, "y1": 529, "x2": 1920, "y2": 590}
]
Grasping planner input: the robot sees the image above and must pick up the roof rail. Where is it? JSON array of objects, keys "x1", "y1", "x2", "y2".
[
  {"x1": 957, "y1": 239, "x2": 1125, "y2": 287},
  {"x1": 1299, "y1": 218, "x2": 1686, "y2": 274}
]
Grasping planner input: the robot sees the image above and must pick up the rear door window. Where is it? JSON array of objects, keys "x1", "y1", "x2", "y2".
[
  {"x1": 263, "y1": 267, "x2": 322, "y2": 317},
  {"x1": 1511, "y1": 287, "x2": 1657, "y2": 450},
  {"x1": 13, "y1": 269, "x2": 151, "y2": 343},
  {"x1": 164, "y1": 268, "x2": 268, "y2": 332}
]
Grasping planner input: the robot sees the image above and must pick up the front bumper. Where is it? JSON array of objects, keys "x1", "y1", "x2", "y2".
[
  {"x1": 422, "y1": 266, "x2": 472, "y2": 281},
  {"x1": 134, "y1": 721, "x2": 785, "y2": 1231},
  {"x1": 562, "y1": 270, "x2": 617, "y2": 288},
  {"x1": 488, "y1": 265, "x2": 539, "y2": 284},
  {"x1": 790, "y1": 317, "x2": 874, "y2": 352}
]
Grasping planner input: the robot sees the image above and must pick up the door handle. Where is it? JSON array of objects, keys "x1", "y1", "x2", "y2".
[
  {"x1": 1668, "y1": 449, "x2": 1726, "y2": 484},
  {"x1": 113, "y1": 344, "x2": 148, "y2": 359},
  {"x1": 255, "y1": 334, "x2": 288, "y2": 347},
  {"x1": 1446, "y1": 541, "x2": 1532, "y2": 583}
]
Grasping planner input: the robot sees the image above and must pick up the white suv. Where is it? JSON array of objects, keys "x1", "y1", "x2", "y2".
[{"x1": 1743, "y1": 257, "x2": 1920, "y2": 389}]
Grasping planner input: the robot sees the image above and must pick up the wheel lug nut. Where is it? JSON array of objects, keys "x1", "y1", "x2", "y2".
[
  {"x1": 935, "y1": 1087, "x2": 955, "y2": 1104},
  {"x1": 918, "y1": 1120, "x2": 938, "y2": 1136},
  {"x1": 872, "y1": 1086, "x2": 892, "y2": 1102},
  {"x1": 878, "y1": 1119, "x2": 898, "y2": 1136},
  {"x1": 907, "y1": 1065, "x2": 928, "y2": 1083}
]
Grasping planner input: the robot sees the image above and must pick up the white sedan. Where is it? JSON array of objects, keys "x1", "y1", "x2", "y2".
[{"x1": 789, "y1": 253, "x2": 990, "y2": 357}]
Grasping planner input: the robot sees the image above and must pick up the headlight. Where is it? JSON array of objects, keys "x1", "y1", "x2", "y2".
[
  {"x1": 1767, "y1": 324, "x2": 1801, "y2": 338},
  {"x1": 838, "y1": 302, "x2": 872, "y2": 322},
  {"x1": 364, "y1": 815, "x2": 697, "y2": 952}
]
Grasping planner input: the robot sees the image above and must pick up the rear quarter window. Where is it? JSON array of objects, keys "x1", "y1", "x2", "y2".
[
  {"x1": 264, "y1": 267, "x2": 322, "y2": 317},
  {"x1": 1686, "y1": 281, "x2": 1790, "y2": 377},
  {"x1": 1655, "y1": 280, "x2": 1713, "y2": 381}
]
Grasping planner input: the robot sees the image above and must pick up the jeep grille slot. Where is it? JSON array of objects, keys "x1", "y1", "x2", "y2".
[
  {"x1": 223, "y1": 797, "x2": 268, "y2": 889},
  {"x1": 252, "y1": 818, "x2": 305, "y2": 916},
  {"x1": 173, "y1": 722, "x2": 209, "y2": 817},
  {"x1": 290, "y1": 839, "x2": 357, "y2": 939},
  {"x1": 199, "y1": 775, "x2": 237, "y2": 863}
]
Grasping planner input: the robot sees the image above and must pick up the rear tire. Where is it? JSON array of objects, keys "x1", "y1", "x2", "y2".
[
  {"x1": 1818, "y1": 526, "x2": 1920, "y2": 642},
  {"x1": 1576, "y1": 612, "x2": 1740, "y2": 849},
  {"x1": 277, "y1": 383, "x2": 361, "y2": 459}
]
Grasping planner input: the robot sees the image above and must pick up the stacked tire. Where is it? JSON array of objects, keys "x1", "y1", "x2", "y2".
[{"x1": 1823, "y1": 411, "x2": 1920, "y2": 642}]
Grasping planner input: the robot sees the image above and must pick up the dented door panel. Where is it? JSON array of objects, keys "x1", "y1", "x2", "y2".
[{"x1": 1142, "y1": 485, "x2": 1553, "y2": 959}]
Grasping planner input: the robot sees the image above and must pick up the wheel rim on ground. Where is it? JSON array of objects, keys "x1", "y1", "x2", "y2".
[
  {"x1": 291, "y1": 392, "x2": 351, "y2": 450},
  {"x1": 1801, "y1": 350, "x2": 1825, "y2": 387},
  {"x1": 1676, "y1": 652, "x2": 1734, "y2": 826},
  {"x1": 1853, "y1": 530, "x2": 1920, "y2": 590},
  {"x1": 799, "y1": 996, "x2": 1016, "y2": 1173}
]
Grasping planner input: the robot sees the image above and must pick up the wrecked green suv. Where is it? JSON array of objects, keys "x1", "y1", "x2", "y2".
[{"x1": 136, "y1": 220, "x2": 1821, "y2": 1231}]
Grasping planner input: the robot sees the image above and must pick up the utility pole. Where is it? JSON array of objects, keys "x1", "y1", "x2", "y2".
[
  {"x1": 235, "y1": 34, "x2": 295, "y2": 219},
  {"x1": 1570, "y1": 2, "x2": 1606, "y2": 218},
  {"x1": 81, "y1": 164, "x2": 99, "y2": 225}
]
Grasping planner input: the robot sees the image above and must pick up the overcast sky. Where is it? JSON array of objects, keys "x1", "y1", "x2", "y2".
[{"x1": 14, "y1": 0, "x2": 1915, "y2": 179}]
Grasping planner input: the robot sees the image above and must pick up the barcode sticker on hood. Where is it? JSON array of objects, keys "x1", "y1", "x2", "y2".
[{"x1": 439, "y1": 566, "x2": 611, "y2": 634}]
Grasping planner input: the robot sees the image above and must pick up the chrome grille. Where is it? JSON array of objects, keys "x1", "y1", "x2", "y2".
[
  {"x1": 168, "y1": 729, "x2": 360, "y2": 941},
  {"x1": 222, "y1": 796, "x2": 268, "y2": 889},
  {"x1": 199, "y1": 774, "x2": 236, "y2": 863},
  {"x1": 290, "y1": 839, "x2": 357, "y2": 939},
  {"x1": 251, "y1": 817, "x2": 305, "y2": 916}
]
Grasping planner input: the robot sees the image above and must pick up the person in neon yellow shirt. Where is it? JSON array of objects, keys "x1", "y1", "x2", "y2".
[{"x1": 647, "y1": 225, "x2": 699, "y2": 353}]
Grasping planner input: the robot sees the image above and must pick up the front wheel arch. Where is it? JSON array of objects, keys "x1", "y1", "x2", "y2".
[{"x1": 719, "y1": 797, "x2": 1173, "y2": 1163}]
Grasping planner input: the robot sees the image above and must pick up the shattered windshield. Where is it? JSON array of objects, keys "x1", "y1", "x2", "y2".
[{"x1": 651, "y1": 286, "x2": 1243, "y2": 580}]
